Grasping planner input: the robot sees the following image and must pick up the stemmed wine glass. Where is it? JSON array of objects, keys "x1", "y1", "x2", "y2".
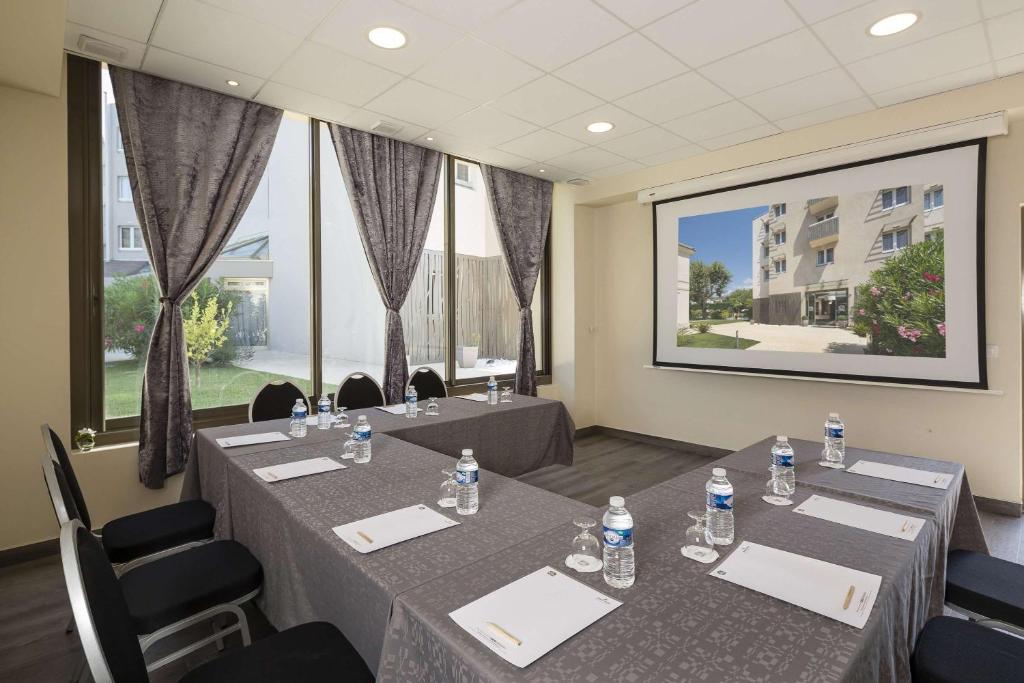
[
  {"x1": 681, "y1": 511, "x2": 718, "y2": 563},
  {"x1": 565, "y1": 517, "x2": 603, "y2": 573},
  {"x1": 426, "y1": 397, "x2": 440, "y2": 416},
  {"x1": 438, "y1": 469, "x2": 457, "y2": 508},
  {"x1": 500, "y1": 386, "x2": 513, "y2": 403},
  {"x1": 333, "y1": 406, "x2": 350, "y2": 429}
]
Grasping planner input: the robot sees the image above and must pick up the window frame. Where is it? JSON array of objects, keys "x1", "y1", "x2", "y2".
[
  {"x1": 118, "y1": 224, "x2": 143, "y2": 250},
  {"x1": 774, "y1": 229, "x2": 785, "y2": 245},
  {"x1": 68, "y1": 59, "x2": 551, "y2": 442},
  {"x1": 116, "y1": 175, "x2": 132, "y2": 201},
  {"x1": 882, "y1": 228, "x2": 910, "y2": 253},
  {"x1": 774, "y1": 258, "x2": 786, "y2": 274},
  {"x1": 816, "y1": 247, "x2": 834, "y2": 266},
  {"x1": 881, "y1": 186, "x2": 910, "y2": 211}
]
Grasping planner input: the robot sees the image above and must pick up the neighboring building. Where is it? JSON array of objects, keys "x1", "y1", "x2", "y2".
[
  {"x1": 677, "y1": 242, "x2": 695, "y2": 329},
  {"x1": 751, "y1": 185, "x2": 943, "y2": 326},
  {"x1": 102, "y1": 101, "x2": 150, "y2": 284}
]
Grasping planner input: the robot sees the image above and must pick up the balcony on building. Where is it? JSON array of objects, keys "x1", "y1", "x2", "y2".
[
  {"x1": 808, "y1": 215, "x2": 839, "y2": 248},
  {"x1": 807, "y1": 195, "x2": 838, "y2": 216}
]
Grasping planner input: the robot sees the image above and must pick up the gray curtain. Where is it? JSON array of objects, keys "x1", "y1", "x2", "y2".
[
  {"x1": 480, "y1": 166, "x2": 552, "y2": 396},
  {"x1": 328, "y1": 125, "x2": 443, "y2": 404},
  {"x1": 110, "y1": 67, "x2": 282, "y2": 488}
]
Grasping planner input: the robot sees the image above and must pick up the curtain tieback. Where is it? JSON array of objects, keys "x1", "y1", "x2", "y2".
[{"x1": 159, "y1": 297, "x2": 176, "y2": 306}]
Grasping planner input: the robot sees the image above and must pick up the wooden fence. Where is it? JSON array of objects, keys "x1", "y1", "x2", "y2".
[{"x1": 401, "y1": 249, "x2": 520, "y2": 365}]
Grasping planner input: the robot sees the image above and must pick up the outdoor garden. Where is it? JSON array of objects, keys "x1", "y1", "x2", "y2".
[{"x1": 678, "y1": 258, "x2": 758, "y2": 349}]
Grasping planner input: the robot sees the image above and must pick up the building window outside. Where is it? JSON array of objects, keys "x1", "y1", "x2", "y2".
[
  {"x1": 816, "y1": 247, "x2": 834, "y2": 266},
  {"x1": 763, "y1": 245, "x2": 769, "y2": 258},
  {"x1": 924, "y1": 186, "x2": 944, "y2": 210},
  {"x1": 118, "y1": 225, "x2": 143, "y2": 250},
  {"x1": 774, "y1": 258, "x2": 786, "y2": 274},
  {"x1": 763, "y1": 269, "x2": 770, "y2": 281},
  {"x1": 924, "y1": 227, "x2": 943, "y2": 242},
  {"x1": 117, "y1": 175, "x2": 131, "y2": 201},
  {"x1": 881, "y1": 186, "x2": 909, "y2": 210},
  {"x1": 882, "y1": 228, "x2": 910, "y2": 253},
  {"x1": 774, "y1": 229, "x2": 786, "y2": 245},
  {"x1": 454, "y1": 160, "x2": 473, "y2": 188},
  {"x1": 771, "y1": 203, "x2": 786, "y2": 217}
]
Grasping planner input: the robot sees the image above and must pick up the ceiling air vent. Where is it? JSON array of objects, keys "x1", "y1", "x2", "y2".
[
  {"x1": 76, "y1": 35, "x2": 127, "y2": 63},
  {"x1": 566, "y1": 177, "x2": 591, "y2": 186},
  {"x1": 370, "y1": 120, "x2": 403, "y2": 137}
]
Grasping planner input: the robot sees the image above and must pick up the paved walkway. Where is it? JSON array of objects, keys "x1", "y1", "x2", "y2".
[{"x1": 711, "y1": 322, "x2": 868, "y2": 354}]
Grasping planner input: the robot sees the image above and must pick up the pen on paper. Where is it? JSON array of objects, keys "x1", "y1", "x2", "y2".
[
  {"x1": 486, "y1": 622, "x2": 522, "y2": 646},
  {"x1": 842, "y1": 585, "x2": 855, "y2": 610},
  {"x1": 357, "y1": 531, "x2": 373, "y2": 544}
]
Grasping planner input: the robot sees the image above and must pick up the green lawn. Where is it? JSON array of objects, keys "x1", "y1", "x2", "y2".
[
  {"x1": 688, "y1": 318, "x2": 749, "y2": 326},
  {"x1": 677, "y1": 331, "x2": 759, "y2": 349},
  {"x1": 104, "y1": 360, "x2": 309, "y2": 419}
]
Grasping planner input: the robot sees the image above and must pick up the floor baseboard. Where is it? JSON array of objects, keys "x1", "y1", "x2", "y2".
[
  {"x1": 975, "y1": 496, "x2": 1023, "y2": 517},
  {"x1": 0, "y1": 538, "x2": 59, "y2": 569},
  {"x1": 576, "y1": 425, "x2": 729, "y2": 459}
]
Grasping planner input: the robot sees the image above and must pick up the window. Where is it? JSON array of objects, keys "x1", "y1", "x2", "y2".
[
  {"x1": 763, "y1": 268, "x2": 770, "y2": 281},
  {"x1": 118, "y1": 225, "x2": 143, "y2": 250},
  {"x1": 454, "y1": 160, "x2": 473, "y2": 188},
  {"x1": 816, "y1": 247, "x2": 834, "y2": 266},
  {"x1": 882, "y1": 229, "x2": 910, "y2": 253},
  {"x1": 925, "y1": 227, "x2": 943, "y2": 242},
  {"x1": 817, "y1": 211, "x2": 834, "y2": 221},
  {"x1": 771, "y1": 203, "x2": 786, "y2": 217},
  {"x1": 881, "y1": 186, "x2": 909, "y2": 210},
  {"x1": 117, "y1": 175, "x2": 131, "y2": 201},
  {"x1": 924, "y1": 186, "x2": 944, "y2": 210},
  {"x1": 774, "y1": 229, "x2": 786, "y2": 245},
  {"x1": 774, "y1": 258, "x2": 786, "y2": 274},
  {"x1": 762, "y1": 245, "x2": 769, "y2": 258}
]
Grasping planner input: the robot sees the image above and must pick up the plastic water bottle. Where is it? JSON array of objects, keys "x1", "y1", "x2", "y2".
[
  {"x1": 486, "y1": 376, "x2": 498, "y2": 405},
  {"x1": 455, "y1": 449, "x2": 479, "y2": 515},
  {"x1": 770, "y1": 436, "x2": 795, "y2": 500},
  {"x1": 317, "y1": 394, "x2": 331, "y2": 430},
  {"x1": 352, "y1": 415, "x2": 372, "y2": 464},
  {"x1": 705, "y1": 468, "x2": 734, "y2": 545},
  {"x1": 823, "y1": 412, "x2": 845, "y2": 464},
  {"x1": 290, "y1": 399, "x2": 307, "y2": 438},
  {"x1": 405, "y1": 384, "x2": 418, "y2": 418},
  {"x1": 602, "y1": 496, "x2": 635, "y2": 589}
]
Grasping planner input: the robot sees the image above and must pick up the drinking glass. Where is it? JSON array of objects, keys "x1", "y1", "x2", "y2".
[
  {"x1": 334, "y1": 406, "x2": 350, "y2": 429},
  {"x1": 565, "y1": 517, "x2": 602, "y2": 573},
  {"x1": 681, "y1": 511, "x2": 718, "y2": 563},
  {"x1": 341, "y1": 433, "x2": 356, "y2": 459},
  {"x1": 500, "y1": 386, "x2": 513, "y2": 403},
  {"x1": 438, "y1": 469, "x2": 457, "y2": 508},
  {"x1": 426, "y1": 397, "x2": 440, "y2": 416},
  {"x1": 819, "y1": 444, "x2": 845, "y2": 469},
  {"x1": 762, "y1": 470, "x2": 794, "y2": 506}
]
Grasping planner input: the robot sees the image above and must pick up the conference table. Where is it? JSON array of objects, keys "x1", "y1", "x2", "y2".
[{"x1": 182, "y1": 400, "x2": 989, "y2": 682}]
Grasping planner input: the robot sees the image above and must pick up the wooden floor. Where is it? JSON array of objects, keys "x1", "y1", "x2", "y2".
[{"x1": 2, "y1": 433, "x2": 1021, "y2": 682}]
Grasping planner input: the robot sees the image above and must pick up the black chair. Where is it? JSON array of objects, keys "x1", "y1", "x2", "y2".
[
  {"x1": 61, "y1": 518, "x2": 267, "y2": 676},
  {"x1": 249, "y1": 381, "x2": 309, "y2": 423},
  {"x1": 945, "y1": 549, "x2": 1024, "y2": 637},
  {"x1": 912, "y1": 616, "x2": 1024, "y2": 682},
  {"x1": 407, "y1": 366, "x2": 447, "y2": 399},
  {"x1": 41, "y1": 425, "x2": 215, "y2": 571},
  {"x1": 60, "y1": 521, "x2": 374, "y2": 683},
  {"x1": 334, "y1": 373, "x2": 385, "y2": 410}
]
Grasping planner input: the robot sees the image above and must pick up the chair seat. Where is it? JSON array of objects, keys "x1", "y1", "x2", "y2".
[
  {"x1": 101, "y1": 499, "x2": 216, "y2": 563},
  {"x1": 120, "y1": 540, "x2": 262, "y2": 634},
  {"x1": 912, "y1": 616, "x2": 1024, "y2": 682},
  {"x1": 180, "y1": 621, "x2": 374, "y2": 683},
  {"x1": 946, "y1": 549, "x2": 1024, "y2": 628}
]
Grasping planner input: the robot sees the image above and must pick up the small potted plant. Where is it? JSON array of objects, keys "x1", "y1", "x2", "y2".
[
  {"x1": 457, "y1": 333, "x2": 480, "y2": 369},
  {"x1": 801, "y1": 315, "x2": 808, "y2": 327},
  {"x1": 75, "y1": 427, "x2": 97, "y2": 452}
]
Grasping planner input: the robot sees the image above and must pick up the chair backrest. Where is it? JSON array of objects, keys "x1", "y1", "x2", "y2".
[
  {"x1": 334, "y1": 373, "x2": 385, "y2": 410},
  {"x1": 60, "y1": 520, "x2": 150, "y2": 683},
  {"x1": 249, "y1": 381, "x2": 309, "y2": 423},
  {"x1": 407, "y1": 366, "x2": 447, "y2": 399},
  {"x1": 41, "y1": 424, "x2": 91, "y2": 530},
  {"x1": 41, "y1": 453, "x2": 82, "y2": 527}
]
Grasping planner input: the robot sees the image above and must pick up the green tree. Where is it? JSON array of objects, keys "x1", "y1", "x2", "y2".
[
  {"x1": 708, "y1": 261, "x2": 732, "y2": 300},
  {"x1": 724, "y1": 288, "x2": 753, "y2": 319},
  {"x1": 182, "y1": 291, "x2": 233, "y2": 387},
  {"x1": 104, "y1": 274, "x2": 158, "y2": 358},
  {"x1": 689, "y1": 260, "x2": 710, "y2": 321}
]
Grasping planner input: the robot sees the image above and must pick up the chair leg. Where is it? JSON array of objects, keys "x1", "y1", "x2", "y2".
[{"x1": 65, "y1": 614, "x2": 76, "y2": 635}]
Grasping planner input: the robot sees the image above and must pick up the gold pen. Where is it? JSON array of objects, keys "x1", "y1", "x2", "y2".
[
  {"x1": 900, "y1": 520, "x2": 909, "y2": 532},
  {"x1": 486, "y1": 622, "x2": 522, "y2": 646},
  {"x1": 842, "y1": 585, "x2": 855, "y2": 610},
  {"x1": 357, "y1": 531, "x2": 373, "y2": 544}
]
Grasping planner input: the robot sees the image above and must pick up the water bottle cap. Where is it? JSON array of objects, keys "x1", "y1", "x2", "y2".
[
  {"x1": 776, "y1": 435, "x2": 787, "y2": 441},
  {"x1": 357, "y1": 415, "x2": 367, "y2": 423},
  {"x1": 461, "y1": 448, "x2": 473, "y2": 456},
  {"x1": 609, "y1": 496, "x2": 624, "y2": 507},
  {"x1": 712, "y1": 467, "x2": 726, "y2": 477},
  {"x1": 829, "y1": 412, "x2": 839, "y2": 418}
]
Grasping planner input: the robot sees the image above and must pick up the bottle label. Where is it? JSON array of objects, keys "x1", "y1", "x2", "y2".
[
  {"x1": 455, "y1": 469, "x2": 478, "y2": 485},
  {"x1": 774, "y1": 454, "x2": 794, "y2": 468},
  {"x1": 354, "y1": 428, "x2": 371, "y2": 442},
  {"x1": 319, "y1": 404, "x2": 330, "y2": 413},
  {"x1": 406, "y1": 394, "x2": 415, "y2": 402},
  {"x1": 603, "y1": 526, "x2": 633, "y2": 548},
  {"x1": 707, "y1": 491, "x2": 733, "y2": 510},
  {"x1": 827, "y1": 426, "x2": 844, "y2": 439}
]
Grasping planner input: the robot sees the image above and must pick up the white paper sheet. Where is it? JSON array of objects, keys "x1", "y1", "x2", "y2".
[
  {"x1": 450, "y1": 566, "x2": 621, "y2": 668},
  {"x1": 710, "y1": 541, "x2": 881, "y2": 629},
  {"x1": 846, "y1": 460, "x2": 953, "y2": 489},
  {"x1": 793, "y1": 494, "x2": 924, "y2": 541},
  {"x1": 252, "y1": 457, "x2": 345, "y2": 483},
  {"x1": 376, "y1": 404, "x2": 423, "y2": 415},
  {"x1": 456, "y1": 393, "x2": 488, "y2": 402},
  {"x1": 333, "y1": 504, "x2": 459, "y2": 553},
  {"x1": 305, "y1": 415, "x2": 339, "y2": 426},
  {"x1": 216, "y1": 432, "x2": 290, "y2": 448}
]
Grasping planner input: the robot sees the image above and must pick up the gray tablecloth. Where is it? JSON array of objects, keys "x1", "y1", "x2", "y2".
[{"x1": 378, "y1": 443, "x2": 988, "y2": 683}]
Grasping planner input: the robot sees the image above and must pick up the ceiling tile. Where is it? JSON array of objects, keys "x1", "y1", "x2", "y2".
[
  {"x1": 67, "y1": 0, "x2": 163, "y2": 42},
  {"x1": 517, "y1": 163, "x2": 576, "y2": 182},
  {"x1": 811, "y1": 0, "x2": 981, "y2": 65},
  {"x1": 65, "y1": 22, "x2": 147, "y2": 69},
  {"x1": 662, "y1": 100, "x2": 767, "y2": 141},
  {"x1": 365, "y1": 79, "x2": 477, "y2": 129},
  {"x1": 547, "y1": 104, "x2": 650, "y2": 143},
  {"x1": 413, "y1": 131, "x2": 485, "y2": 158},
  {"x1": 996, "y1": 53, "x2": 1024, "y2": 77},
  {"x1": 151, "y1": 0, "x2": 302, "y2": 78},
  {"x1": 743, "y1": 68, "x2": 864, "y2": 122},
  {"x1": 587, "y1": 160, "x2": 646, "y2": 178},
  {"x1": 396, "y1": 0, "x2": 518, "y2": 32},
  {"x1": 615, "y1": 72, "x2": 731, "y2": 123},
  {"x1": 699, "y1": 29, "x2": 837, "y2": 98},
  {"x1": 987, "y1": 10, "x2": 1024, "y2": 60},
  {"x1": 334, "y1": 109, "x2": 429, "y2": 141},
  {"x1": 497, "y1": 129, "x2": 586, "y2": 160},
  {"x1": 438, "y1": 106, "x2": 537, "y2": 146},
  {"x1": 141, "y1": 48, "x2": 264, "y2": 98},
  {"x1": 472, "y1": 147, "x2": 535, "y2": 170},
  {"x1": 787, "y1": 0, "x2": 871, "y2": 24},
  {"x1": 197, "y1": 0, "x2": 338, "y2": 37},
  {"x1": 598, "y1": 126, "x2": 687, "y2": 159},
  {"x1": 642, "y1": 0, "x2": 801, "y2": 68},
  {"x1": 982, "y1": 0, "x2": 1024, "y2": 17},
  {"x1": 474, "y1": 0, "x2": 630, "y2": 71},
  {"x1": 545, "y1": 146, "x2": 630, "y2": 172},
  {"x1": 637, "y1": 143, "x2": 705, "y2": 166},
  {"x1": 847, "y1": 24, "x2": 990, "y2": 94},
  {"x1": 414, "y1": 37, "x2": 542, "y2": 103},
  {"x1": 490, "y1": 76, "x2": 602, "y2": 127},
  {"x1": 701, "y1": 123, "x2": 780, "y2": 150},
  {"x1": 273, "y1": 42, "x2": 403, "y2": 107},
  {"x1": 255, "y1": 82, "x2": 354, "y2": 124},
  {"x1": 311, "y1": 0, "x2": 461, "y2": 75},
  {"x1": 775, "y1": 97, "x2": 875, "y2": 131},
  {"x1": 869, "y1": 63, "x2": 995, "y2": 107},
  {"x1": 592, "y1": 0, "x2": 697, "y2": 28},
  {"x1": 555, "y1": 33, "x2": 687, "y2": 100}
]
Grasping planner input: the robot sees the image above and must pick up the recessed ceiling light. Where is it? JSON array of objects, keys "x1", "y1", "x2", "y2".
[
  {"x1": 868, "y1": 12, "x2": 918, "y2": 37},
  {"x1": 586, "y1": 121, "x2": 614, "y2": 133},
  {"x1": 538, "y1": 169, "x2": 546, "y2": 173},
  {"x1": 368, "y1": 26, "x2": 407, "y2": 49},
  {"x1": 225, "y1": 79, "x2": 239, "y2": 87},
  {"x1": 426, "y1": 136, "x2": 434, "y2": 141}
]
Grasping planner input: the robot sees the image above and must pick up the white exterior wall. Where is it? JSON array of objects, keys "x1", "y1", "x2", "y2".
[{"x1": 677, "y1": 243, "x2": 694, "y2": 329}]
